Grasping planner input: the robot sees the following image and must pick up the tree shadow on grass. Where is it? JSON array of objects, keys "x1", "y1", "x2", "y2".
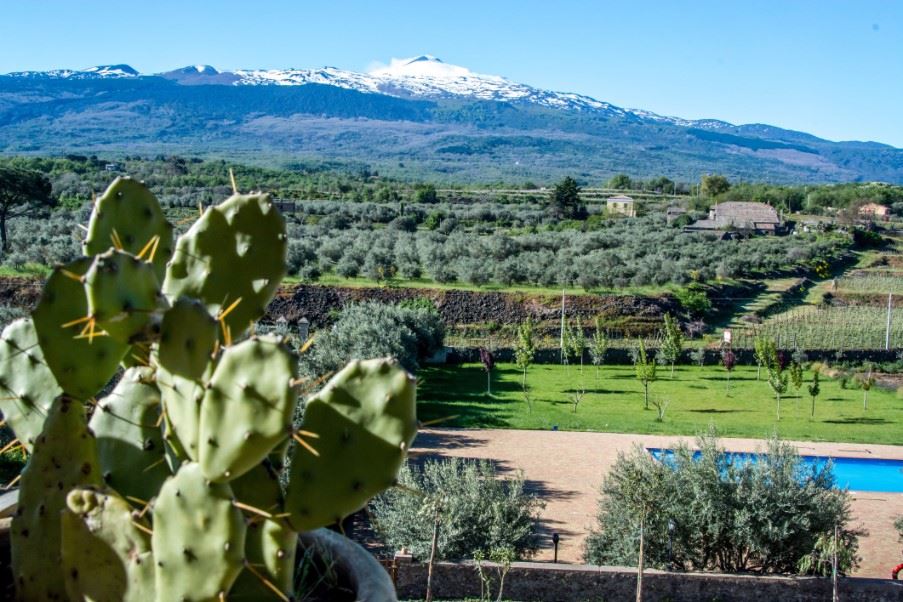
[
  {"x1": 415, "y1": 401, "x2": 513, "y2": 429},
  {"x1": 822, "y1": 417, "x2": 892, "y2": 425},
  {"x1": 689, "y1": 408, "x2": 751, "y2": 414}
]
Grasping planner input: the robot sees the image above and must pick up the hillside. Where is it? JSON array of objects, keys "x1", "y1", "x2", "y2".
[{"x1": 1, "y1": 58, "x2": 901, "y2": 183}]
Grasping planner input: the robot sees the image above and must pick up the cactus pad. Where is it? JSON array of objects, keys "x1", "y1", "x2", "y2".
[
  {"x1": 162, "y1": 193, "x2": 286, "y2": 339},
  {"x1": 158, "y1": 297, "x2": 218, "y2": 380},
  {"x1": 152, "y1": 462, "x2": 246, "y2": 602},
  {"x1": 229, "y1": 463, "x2": 296, "y2": 600},
  {"x1": 285, "y1": 358, "x2": 417, "y2": 531},
  {"x1": 89, "y1": 367, "x2": 170, "y2": 501},
  {"x1": 61, "y1": 487, "x2": 155, "y2": 602},
  {"x1": 199, "y1": 335, "x2": 297, "y2": 482},
  {"x1": 83, "y1": 176, "x2": 174, "y2": 280},
  {"x1": 84, "y1": 248, "x2": 163, "y2": 343},
  {"x1": 12, "y1": 396, "x2": 102, "y2": 601},
  {"x1": 32, "y1": 257, "x2": 129, "y2": 399},
  {"x1": 0, "y1": 318, "x2": 61, "y2": 452},
  {"x1": 156, "y1": 367, "x2": 206, "y2": 462}
]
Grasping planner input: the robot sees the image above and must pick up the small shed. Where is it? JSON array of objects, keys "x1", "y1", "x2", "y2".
[
  {"x1": 858, "y1": 202, "x2": 890, "y2": 220},
  {"x1": 606, "y1": 195, "x2": 636, "y2": 217}
]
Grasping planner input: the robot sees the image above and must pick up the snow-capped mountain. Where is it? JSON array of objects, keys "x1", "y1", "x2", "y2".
[
  {"x1": 1, "y1": 56, "x2": 716, "y2": 127},
  {"x1": 7, "y1": 64, "x2": 139, "y2": 79}
]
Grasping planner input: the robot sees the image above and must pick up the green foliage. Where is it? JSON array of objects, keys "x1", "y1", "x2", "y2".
[
  {"x1": 1, "y1": 178, "x2": 421, "y2": 601},
  {"x1": 606, "y1": 174, "x2": 633, "y2": 190},
  {"x1": 584, "y1": 432, "x2": 860, "y2": 575},
  {"x1": 590, "y1": 318, "x2": 608, "y2": 369},
  {"x1": 302, "y1": 301, "x2": 445, "y2": 376},
  {"x1": 548, "y1": 176, "x2": 586, "y2": 220},
  {"x1": 789, "y1": 360, "x2": 804, "y2": 392},
  {"x1": 660, "y1": 313, "x2": 683, "y2": 375},
  {"x1": 674, "y1": 286, "x2": 711, "y2": 317},
  {"x1": 0, "y1": 165, "x2": 55, "y2": 250},
  {"x1": 370, "y1": 458, "x2": 543, "y2": 560},
  {"x1": 700, "y1": 174, "x2": 731, "y2": 197}
]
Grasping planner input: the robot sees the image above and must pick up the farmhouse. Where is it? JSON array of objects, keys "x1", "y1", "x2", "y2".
[
  {"x1": 683, "y1": 201, "x2": 783, "y2": 235},
  {"x1": 606, "y1": 194, "x2": 636, "y2": 217},
  {"x1": 858, "y1": 202, "x2": 890, "y2": 220}
]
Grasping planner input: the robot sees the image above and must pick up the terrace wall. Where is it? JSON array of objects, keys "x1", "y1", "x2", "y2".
[{"x1": 393, "y1": 560, "x2": 903, "y2": 602}]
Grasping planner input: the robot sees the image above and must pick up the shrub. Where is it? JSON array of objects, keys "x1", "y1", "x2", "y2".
[
  {"x1": 302, "y1": 301, "x2": 444, "y2": 375},
  {"x1": 584, "y1": 432, "x2": 860, "y2": 575},
  {"x1": 370, "y1": 458, "x2": 543, "y2": 560}
]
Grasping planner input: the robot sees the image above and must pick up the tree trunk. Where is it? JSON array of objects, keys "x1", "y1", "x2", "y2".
[
  {"x1": 670, "y1": 362, "x2": 675, "y2": 378},
  {"x1": 776, "y1": 392, "x2": 781, "y2": 421},
  {"x1": 643, "y1": 381, "x2": 649, "y2": 410},
  {"x1": 0, "y1": 213, "x2": 7, "y2": 253},
  {"x1": 756, "y1": 364, "x2": 761, "y2": 381},
  {"x1": 863, "y1": 390, "x2": 868, "y2": 411},
  {"x1": 425, "y1": 507, "x2": 440, "y2": 602},
  {"x1": 636, "y1": 514, "x2": 645, "y2": 602},
  {"x1": 811, "y1": 395, "x2": 816, "y2": 419},
  {"x1": 486, "y1": 370, "x2": 491, "y2": 395}
]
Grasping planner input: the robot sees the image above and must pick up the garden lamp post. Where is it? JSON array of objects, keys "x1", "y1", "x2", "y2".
[{"x1": 552, "y1": 532, "x2": 560, "y2": 563}]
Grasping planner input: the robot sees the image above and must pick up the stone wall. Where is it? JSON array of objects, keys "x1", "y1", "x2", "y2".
[{"x1": 393, "y1": 560, "x2": 903, "y2": 602}]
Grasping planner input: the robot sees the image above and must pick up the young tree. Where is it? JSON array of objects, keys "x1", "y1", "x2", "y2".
[
  {"x1": 700, "y1": 174, "x2": 731, "y2": 197},
  {"x1": 689, "y1": 347, "x2": 705, "y2": 367},
  {"x1": 766, "y1": 345, "x2": 789, "y2": 421},
  {"x1": 789, "y1": 360, "x2": 804, "y2": 394},
  {"x1": 514, "y1": 319, "x2": 536, "y2": 409},
  {"x1": 0, "y1": 166, "x2": 54, "y2": 251},
  {"x1": 589, "y1": 318, "x2": 608, "y2": 383},
  {"x1": 479, "y1": 347, "x2": 495, "y2": 395},
  {"x1": 566, "y1": 318, "x2": 587, "y2": 412},
  {"x1": 606, "y1": 173, "x2": 633, "y2": 190},
  {"x1": 753, "y1": 334, "x2": 770, "y2": 381},
  {"x1": 660, "y1": 314, "x2": 683, "y2": 378},
  {"x1": 857, "y1": 367, "x2": 875, "y2": 411},
  {"x1": 634, "y1": 339, "x2": 657, "y2": 410},
  {"x1": 807, "y1": 370, "x2": 821, "y2": 419},
  {"x1": 721, "y1": 349, "x2": 736, "y2": 395}
]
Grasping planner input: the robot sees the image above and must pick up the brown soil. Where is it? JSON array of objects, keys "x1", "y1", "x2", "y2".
[{"x1": 411, "y1": 428, "x2": 903, "y2": 579}]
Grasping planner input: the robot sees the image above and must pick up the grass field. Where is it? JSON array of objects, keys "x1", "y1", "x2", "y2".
[{"x1": 417, "y1": 364, "x2": 903, "y2": 445}]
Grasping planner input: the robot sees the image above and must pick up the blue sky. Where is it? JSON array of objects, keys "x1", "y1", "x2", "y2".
[{"x1": 2, "y1": 1, "x2": 900, "y2": 146}]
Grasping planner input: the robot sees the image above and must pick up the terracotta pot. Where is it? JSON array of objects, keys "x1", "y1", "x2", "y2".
[{"x1": 0, "y1": 490, "x2": 396, "y2": 602}]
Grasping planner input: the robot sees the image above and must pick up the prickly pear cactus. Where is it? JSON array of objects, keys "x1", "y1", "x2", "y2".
[
  {"x1": 61, "y1": 487, "x2": 155, "y2": 602},
  {"x1": 156, "y1": 366, "x2": 208, "y2": 462},
  {"x1": 229, "y1": 463, "x2": 296, "y2": 600},
  {"x1": 89, "y1": 366, "x2": 169, "y2": 501},
  {"x1": 285, "y1": 358, "x2": 417, "y2": 531},
  {"x1": 0, "y1": 318, "x2": 61, "y2": 452},
  {"x1": 162, "y1": 193, "x2": 286, "y2": 339},
  {"x1": 32, "y1": 257, "x2": 129, "y2": 399},
  {"x1": 11, "y1": 396, "x2": 102, "y2": 601},
  {"x1": 83, "y1": 176, "x2": 174, "y2": 280},
  {"x1": 84, "y1": 248, "x2": 163, "y2": 343},
  {"x1": 152, "y1": 462, "x2": 247, "y2": 602},
  {"x1": 158, "y1": 297, "x2": 218, "y2": 380},
  {"x1": 198, "y1": 335, "x2": 297, "y2": 482}
]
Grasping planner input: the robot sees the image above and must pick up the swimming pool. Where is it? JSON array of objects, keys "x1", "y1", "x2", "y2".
[{"x1": 647, "y1": 448, "x2": 903, "y2": 493}]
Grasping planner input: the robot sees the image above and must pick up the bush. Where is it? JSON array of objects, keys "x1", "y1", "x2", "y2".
[
  {"x1": 584, "y1": 432, "x2": 860, "y2": 575},
  {"x1": 370, "y1": 458, "x2": 543, "y2": 560},
  {"x1": 301, "y1": 301, "x2": 444, "y2": 376}
]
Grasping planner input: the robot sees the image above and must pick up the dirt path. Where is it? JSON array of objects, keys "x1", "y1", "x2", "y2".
[{"x1": 410, "y1": 428, "x2": 903, "y2": 579}]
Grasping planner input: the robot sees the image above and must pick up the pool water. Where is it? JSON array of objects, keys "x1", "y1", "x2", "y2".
[{"x1": 647, "y1": 448, "x2": 903, "y2": 493}]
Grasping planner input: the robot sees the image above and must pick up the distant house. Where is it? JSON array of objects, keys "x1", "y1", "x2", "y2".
[
  {"x1": 606, "y1": 195, "x2": 636, "y2": 217},
  {"x1": 858, "y1": 202, "x2": 890, "y2": 220},
  {"x1": 665, "y1": 206, "x2": 687, "y2": 224},
  {"x1": 683, "y1": 201, "x2": 783, "y2": 235},
  {"x1": 104, "y1": 162, "x2": 122, "y2": 172}
]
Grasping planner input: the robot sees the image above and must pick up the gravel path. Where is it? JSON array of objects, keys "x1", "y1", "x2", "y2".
[{"x1": 410, "y1": 428, "x2": 903, "y2": 579}]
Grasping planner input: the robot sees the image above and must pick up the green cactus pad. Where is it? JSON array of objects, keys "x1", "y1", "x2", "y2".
[
  {"x1": 84, "y1": 248, "x2": 164, "y2": 343},
  {"x1": 83, "y1": 176, "x2": 175, "y2": 280},
  {"x1": 0, "y1": 318, "x2": 62, "y2": 452},
  {"x1": 32, "y1": 257, "x2": 129, "y2": 400},
  {"x1": 12, "y1": 396, "x2": 102, "y2": 601},
  {"x1": 152, "y1": 462, "x2": 247, "y2": 602},
  {"x1": 120, "y1": 342, "x2": 152, "y2": 369},
  {"x1": 89, "y1": 366, "x2": 170, "y2": 501},
  {"x1": 158, "y1": 297, "x2": 218, "y2": 380},
  {"x1": 162, "y1": 193, "x2": 286, "y2": 339},
  {"x1": 157, "y1": 367, "x2": 206, "y2": 462},
  {"x1": 285, "y1": 358, "x2": 417, "y2": 531},
  {"x1": 198, "y1": 335, "x2": 297, "y2": 482},
  {"x1": 229, "y1": 463, "x2": 296, "y2": 600},
  {"x1": 61, "y1": 487, "x2": 155, "y2": 602}
]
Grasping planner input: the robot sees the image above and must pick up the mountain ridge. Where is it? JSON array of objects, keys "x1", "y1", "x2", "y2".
[{"x1": 1, "y1": 57, "x2": 900, "y2": 183}]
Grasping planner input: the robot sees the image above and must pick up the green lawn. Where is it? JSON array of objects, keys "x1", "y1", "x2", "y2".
[{"x1": 417, "y1": 364, "x2": 903, "y2": 445}]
